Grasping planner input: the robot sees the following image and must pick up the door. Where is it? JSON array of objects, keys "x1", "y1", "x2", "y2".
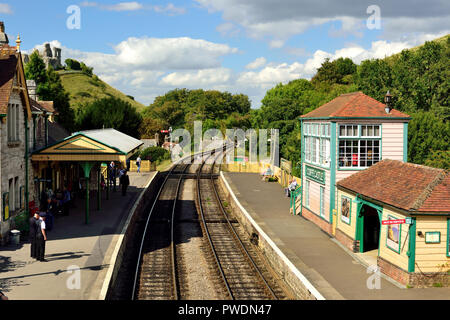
[{"x1": 362, "y1": 205, "x2": 380, "y2": 252}]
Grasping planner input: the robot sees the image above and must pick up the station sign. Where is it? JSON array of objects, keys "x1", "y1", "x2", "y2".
[
  {"x1": 305, "y1": 165, "x2": 325, "y2": 185},
  {"x1": 382, "y1": 219, "x2": 405, "y2": 225}
]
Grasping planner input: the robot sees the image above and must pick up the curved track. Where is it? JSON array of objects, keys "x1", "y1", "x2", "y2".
[
  {"x1": 197, "y1": 152, "x2": 280, "y2": 300},
  {"x1": 132, "y1": 149, "x2": 289, "y2": 300}
]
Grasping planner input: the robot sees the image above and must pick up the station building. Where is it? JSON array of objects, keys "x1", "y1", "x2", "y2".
[
  {"x1": 0, "y1": 33, "x2": 32, "y2": 244},
  {"x1": 299, "y1": 91, "x2": 411, "y2": 234},
  {"x1": 299, "y1": 91, "x2": 449, "y2": 286},
  {"x1": 336, "y1": 160, "x2": 449, "y2": 286},
  {"x1": 0, "y1": 26, "x2": 59, "y2": 244}
]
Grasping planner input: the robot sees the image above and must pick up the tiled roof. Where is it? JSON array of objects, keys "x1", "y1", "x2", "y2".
[
  {"x1": 301, "y1": 92, "x2": 411, "y2": 119},
  {"x1": 38, "y1": 101, "x2": 56, "y2": 114},
  {"x1": 0, "y1": 46, "x2": 18, "y2": 114},
  {"x1": 30, "y1": 99, "x2": 56, "y2": 114},
  {"x1": 337, "y1": 160, "x2": 449, "y2": 214},
  {"x1": 30, "y1": 98, "x2": 45, "y2": 112},
  {"x1": 418, "y1": 174, "x2": 450, "y2": 212}
]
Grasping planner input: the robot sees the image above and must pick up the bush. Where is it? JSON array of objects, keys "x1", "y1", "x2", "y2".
[
  {"x1": 65, "y1": 58, "x2": 81, "y2": 71},
  {"x1": 80, "y1": 62, "x2": 93, "y2": 77},
  {"x1": 139, "y1": 147, "x2": 170, "y2": 162}
]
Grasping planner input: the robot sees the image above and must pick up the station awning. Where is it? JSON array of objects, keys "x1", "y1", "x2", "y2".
[{"x1": 32, "y1": 128, "x2": 143, "y2": 162}]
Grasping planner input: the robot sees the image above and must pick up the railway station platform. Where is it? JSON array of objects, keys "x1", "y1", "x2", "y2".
[
  {"x1": 0, "y1": 172, "x2": 156, "y2": 300},
  {"x1": 222, "y1": 172, "x2": 450, "y2": 300}
]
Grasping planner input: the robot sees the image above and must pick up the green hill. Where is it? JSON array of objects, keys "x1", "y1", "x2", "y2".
[
  {"x1": 58, "y1": 71, "x2": 145, "y2": 112},
  {"x1": 385, "y1": 34, "x2": 449, "y2": 63}
]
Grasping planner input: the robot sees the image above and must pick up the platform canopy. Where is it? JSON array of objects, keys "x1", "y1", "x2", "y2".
[{"x1": 32, "y1": 128, "x2": 143, "y2": 162}]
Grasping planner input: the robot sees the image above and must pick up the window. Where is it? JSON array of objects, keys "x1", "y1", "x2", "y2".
[
  {"x1": 7, "y1": 104, "x2": 20, "y2": 143},
  {"x1": 339, "y1": 124, "x2": 381, "y2": 169},
  {"x1": 304, "y1": 122, "x2": 331, "y2": 168},
  {"x1": 305, "y1": 180, "x2": 310, "y2": 208},
  {"x1": 14, "y1": 177, "x2": 19, "y2": 210},
  {"x1": 320, "y1": 186, "x2": 325, "y2": 218},
  {"x1": 339, "y1": 125, "x2": 358, "y2": 137},
  {"x1": 361, "y1": 125, "x2": 381, "y2": 138},
  {"x1": 15, "y1": 104, "x2": 19, "y2": 140},
  {"x1": 305, "y1": 136, "x2": 311, "y2": 162}
]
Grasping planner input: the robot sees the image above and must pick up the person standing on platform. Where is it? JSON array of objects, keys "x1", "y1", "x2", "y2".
[
  {"x1": 136, "y1": 156, "x2": 142, "y2": 173},
  {"x1": 110, "y1": 162, "x2": 117, "y2": 192},
  {"x1": 29, "y1": 212, "x2": 40, "y2": 259},
  {"x1": 62, "y1": 187, "x2": 71, "y2": 216},
  {"x1": 120, "y1": 170, "x2": 130, "y2": 196},
  {"x1": 35, "y1": 213, "x2": 47, "y2": 262},
  {"x1": 45, "y1": 198, "x2": 55, "y2": 231}
]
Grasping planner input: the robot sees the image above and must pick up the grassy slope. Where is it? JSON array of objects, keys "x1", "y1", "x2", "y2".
[
  {"x1": 385, "y1": 34, "x2": 449, "y2": 63},
  {"x1": 58, "y1": 71, "x2": 146, "y2": 112}
]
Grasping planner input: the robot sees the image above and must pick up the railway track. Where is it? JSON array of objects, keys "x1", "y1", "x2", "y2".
[
  {"x1": 132, "y1": 149, "x2": 290, "y2": 300},
  {"x1": 197, "y1": 153, "x2": 283, "y2": 300},
  {"x1": 132, "y1": 162, "x2": 188, "y2": 300}
]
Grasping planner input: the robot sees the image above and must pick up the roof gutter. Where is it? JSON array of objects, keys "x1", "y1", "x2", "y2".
[{"x1": 300, "y1": 116, "x2": 412, "y2": 121}]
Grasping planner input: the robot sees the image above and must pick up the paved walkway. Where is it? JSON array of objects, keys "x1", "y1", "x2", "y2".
[
  {"x1": 0, "y1": 172, "x2": 155, "y2": 300},
  {"x1": 223, "y1": 172, "x2": 450, "y2": 300}
]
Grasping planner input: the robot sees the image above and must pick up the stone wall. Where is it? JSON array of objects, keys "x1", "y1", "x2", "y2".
[
  {"x1": 104, "y1": 173, "x2": 163, "y2": 299},
  {"x1": 218, "y1": 172, "x2": 323, "y2": 300},
  {"x1": 0, "y1": 91, "x2": 28, "y2": 245}
]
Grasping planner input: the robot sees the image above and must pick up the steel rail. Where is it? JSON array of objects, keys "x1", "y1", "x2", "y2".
[
  {"x1": 131, "y1": 156, "x2": 191, "y2": 300},
  {"x1": 197, "y1": 150, "x2": 235, "y2": 299},
  {"x1": 209, "y1": 155, "x2": 278, "y2": 300}
]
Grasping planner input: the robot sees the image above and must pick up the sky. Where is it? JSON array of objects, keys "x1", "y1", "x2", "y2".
[{"x1": 1, "y1": 0, "x2": 449, "y2": 108}]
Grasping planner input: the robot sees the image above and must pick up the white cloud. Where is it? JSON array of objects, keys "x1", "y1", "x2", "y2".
[
  {"x1": 153, "y1": 3, "x2": 186, "y2": 16},
  {"x1": 195, "y1": 0, "x2": 450, "y2": 48},
  {"x1": 160, "y1": 68, "x2": 233, "y2": 87},
  {"x1": 27, "y1": 36, "x2": 433, "y2": 108},
  {"x1": 80, "y1": 1, "x2": 143, "y2": 11},
  {"x1": 105, "y1": 2, "x2": 143, "y2": 11},
  {"x1": 0, "y1": 3, "x2": 12, "y2": 14},
  {"x1": 245, "y1": 57, "x2": 267, "y2": 70},
  {"x1": 216, "y1": 22, "x2": 240, "y2": 37},
  {"x1": 114, "y1": 37, "x2": 238, "y2": 69},
  {"x1": 80, "y1": 1, "x2": 186, "y2": 15}
]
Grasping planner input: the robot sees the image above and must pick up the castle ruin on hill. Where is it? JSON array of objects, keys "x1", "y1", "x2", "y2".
[{"x1": 21, "y1": 43, "x2": 63, "y2": 70}]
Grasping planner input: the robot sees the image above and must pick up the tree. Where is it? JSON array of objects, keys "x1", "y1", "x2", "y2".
[
  {"x1": 76, "y1": 97, "x2": 142, "y2": 138},
  {"x1": 25, "y1": 53, "x2": 75, "y2": 131},
  {"x1": 312, "y1": 57, "x2": 357, "y2": 85},
  {"x1": 139, "y1": 117, "x2": 169, "y2": 144},
  {"x1": 139, "y1": 147, "x2": 170, "y2": 162},
  {"x1": 25, "y1": 51, "x2": 48, "y2": 85},
  {"x1": 408, "y1": 111, "x2": 450, "y2": 165},
  {"x1": 65, "y1": 58, "x2": 81, "y2": 71},
  {"x1": 424, "y1": 150, "x2": 450, "y2": 170},
  {"x1": 43, "y1": 67, "x2": 75, "y2": 132}
]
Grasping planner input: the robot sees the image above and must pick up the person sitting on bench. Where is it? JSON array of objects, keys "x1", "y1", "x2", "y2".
[
  {"x1": 261, "y1": 167, "x2": 273, "y2": 181},
  {"x1": 285, "y1": 179, "x2": 298, "y2": 197}
]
